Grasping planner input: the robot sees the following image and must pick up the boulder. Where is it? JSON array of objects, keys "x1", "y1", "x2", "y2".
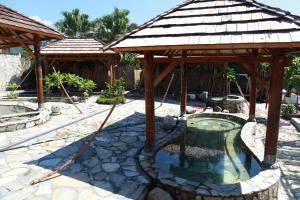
[
  {"x1": 147, "y1": 187, "x2": 173, "y2": 200},
  {"x1": 51, "y1": 105, "x2": 61, "y2": 116},
  {"x1": 162, "y1": 115, "x2": 177, "y2": 131},
  {"x1": 213, "y1": 106, "x2": 222, "y2": 112}
]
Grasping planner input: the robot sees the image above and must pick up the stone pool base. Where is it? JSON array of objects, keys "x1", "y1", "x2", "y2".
[
  {"x1": 0, "y1": 102, "x2": 50, "y2": 132},
  {"x1": 138, "y1": 113, "x2": 280, "y2": 200}
]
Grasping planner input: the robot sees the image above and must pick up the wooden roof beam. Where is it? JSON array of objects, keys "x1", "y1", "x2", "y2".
[{"x1": 154, "y1": 61, "x2": 178, "y2": 87}]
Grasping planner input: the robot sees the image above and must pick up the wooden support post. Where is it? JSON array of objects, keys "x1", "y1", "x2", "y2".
[
  {"x1": 180, "y1": 51, "x2": 187, "y2": 116},
  {"x1": 263, "y1": 51, "x2": 285, "y2": 167},
  {"x1": 249, "y1": 74, "x2": 257, "y2": 121},
  {"x1": 144, "y1": 52, "x2": 155, "y2": 148},
  {"x1": 34, "y1": 35, "x2": 44, "y2": 110},
  {"x1": 223, "y1": 62, "x2": 228, "y2": 97}
]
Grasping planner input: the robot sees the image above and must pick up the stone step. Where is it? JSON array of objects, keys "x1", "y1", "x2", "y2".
[{"x1": 278, "y1": 148, "x2": 300, "y2": 158}]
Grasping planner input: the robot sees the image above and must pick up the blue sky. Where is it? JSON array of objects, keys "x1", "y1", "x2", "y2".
[{"x1": 0, "y1": 0, "x2": 299, "y2": 27}]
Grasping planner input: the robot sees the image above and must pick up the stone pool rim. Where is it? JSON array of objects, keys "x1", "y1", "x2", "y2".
[
  {"x1": 0, "y1": 101, "x2": 50, "y2": 133},
  {"x1": 138, "y1": 112, "x2": 280, "y2": 199}
]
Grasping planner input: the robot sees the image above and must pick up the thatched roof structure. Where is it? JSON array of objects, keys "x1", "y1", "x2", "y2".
[
  {"x1": 0, "y1": 4, "x2": 63, "y2": 49},
  {"x1": 106, "y1": 0, "x2": 300, "y2": 56},
  {"x1": 41, "y1": 38, "x2": 116, "y2": 55}
]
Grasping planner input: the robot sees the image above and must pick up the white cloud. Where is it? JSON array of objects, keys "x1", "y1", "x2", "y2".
[{"x1": 30, "y1": 16, "x2": 53, "y2": 27}]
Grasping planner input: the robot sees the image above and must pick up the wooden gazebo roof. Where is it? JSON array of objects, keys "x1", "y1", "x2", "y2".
[
  {"x1": 0, "y1": 4, "x2": 63, "y2": 49},
  {"x1": 106, "y1": 0, "x2": 300, "y2": 56},
  {"x1": 41, "y1": 38, "x2": 117, "y2": 55}
]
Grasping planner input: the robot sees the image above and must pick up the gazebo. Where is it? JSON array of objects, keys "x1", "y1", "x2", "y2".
[
  {"x1": 105, "y1": 0, "x2": 300, "y2": 167},
  {"x1": 0, "y1": 4, "x2": 64, "y2": 109},
  {"x1": 41, "y1": 38, "x2": 120, "y2": 86}
]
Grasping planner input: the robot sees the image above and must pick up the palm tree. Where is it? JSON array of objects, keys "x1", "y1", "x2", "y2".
[
  {"x1": 55, "y1": 9, "x2": 91, "y2": 38},
  {"x1": 91, "y1": 8, "x2": 137, "y2": 43}
]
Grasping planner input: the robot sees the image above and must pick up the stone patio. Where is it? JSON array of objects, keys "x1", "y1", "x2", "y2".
[{"x1": 0, "y1": 97, "x2": 299, "y2": 200}]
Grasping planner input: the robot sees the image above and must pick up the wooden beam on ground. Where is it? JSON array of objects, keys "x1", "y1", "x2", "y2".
[
  {"x1": 153, "y1": 61, "x2": 178, "y2": 87},
  {"x1": 180, "y1": 51, "x2": 187, "y2": 115},
  {"x1": 34, "y1": 35, "x2": 44, "y2": 110},
  {"x1": 144, "y1": 51, "x2": 155, "y2": 148},
  {"x1": 223, "y1": 62, "x2": 228, "y2": 96},
  {"x1": 263, "y1": 51, "x2": 286, "y2": 166}
]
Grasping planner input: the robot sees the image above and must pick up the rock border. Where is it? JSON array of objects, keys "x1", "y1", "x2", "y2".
[
  {"x1": 138, "y1": 113, "x2": 280, "y2": 200},
  {"x1": 0, "y1": 102, "x2": 50, "y2": 133}
]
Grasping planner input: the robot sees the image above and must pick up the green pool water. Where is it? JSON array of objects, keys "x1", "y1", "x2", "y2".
[
  {"x1": 155, "y1": 116, "x2": 261, "y2": 184},
  {"x1": 0, "y1": 105, "x2": 29, "y2": 116}
]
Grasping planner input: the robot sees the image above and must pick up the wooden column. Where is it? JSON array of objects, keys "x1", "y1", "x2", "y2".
[
  {"x1": 263, "y1": 51, "x2": 285, "y2": 166},
  {"x1": 249, "y1": 74, "x2": 257, "y2": 121},
  {"x1": 34, "y1": 35, "x2": 44, "y2": 110},
  {"x1": 223, "y1": 62, "x2": 228, "y2": 96},
  {"x1": 144, "y1": 52, "x2": 155, "y2": 148},
  {"x1": 180, "y1": 51, "x2": 187, "y2": 116}
]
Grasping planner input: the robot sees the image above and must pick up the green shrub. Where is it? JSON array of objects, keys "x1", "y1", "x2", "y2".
[
  {"x1": 7, "y1": 82, "x2": 20, "y2": 91},
  {"x1": 78, "y1": 79, "x2": 97, "y2": 93},
  {"x1": 282, "y1": 104, "x2": 297, "y2": 116},
  {"x1": 44, "y1": 71, "x2": 96, "y2": 95},
  {"x1": 96, "y1": 95, "x2": 126, "y2": 105},
  {"x1": 7, "y1": 93, "x2": 19, "y2": 99},
  {"x1": 97, "y1": 78, "x2": 126, "y2": 105},
  {"x1": 227, "y1": 67, "x2": 237, "y2": 82}
]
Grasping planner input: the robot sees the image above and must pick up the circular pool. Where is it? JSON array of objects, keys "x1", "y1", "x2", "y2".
[{"x1": 0, "y1": 102, "x2": 50, "y2": 132}]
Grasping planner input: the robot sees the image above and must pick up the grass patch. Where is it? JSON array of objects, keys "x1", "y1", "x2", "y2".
[
  {"x1": 7, "y1": 93, "x2": 19, "y2": 99},
  {"x1": 96, "y1": 95, "x2": 126, "y2": 105}
]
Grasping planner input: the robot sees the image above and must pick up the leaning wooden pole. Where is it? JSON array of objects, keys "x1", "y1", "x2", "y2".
[
  {"x1": 249, "y1": 74, "x2": 257, "y2": 121},
  {"x1": 223, "y1": 62, "x2": 228, "y2": 97},
  {"x1": 52, "y1": 67, "x2": 83, "y2": 114},
  {"x1": 30, "y1": 103, "x2": 117, "y2": 185},
  {"x1": 34, "y1": 35, "x2": 44, "y2": 110},
  {"x1": 264, "y1": 52, "x2": 285, "y2": 166},
  {"x1": 144, "y1": 52, "x2": 155, "y2": 149}
]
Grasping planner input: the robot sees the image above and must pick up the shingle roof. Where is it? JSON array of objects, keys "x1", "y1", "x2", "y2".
[
  {"x1": 41, "y1": 38, "x2": 116, "y2": 55},
  {"x1": 0, "y1": 4, "x2": 63, "y2": 49},
  {"x1": 106, "y1": 0, "x2": 300, "y2": 56}
]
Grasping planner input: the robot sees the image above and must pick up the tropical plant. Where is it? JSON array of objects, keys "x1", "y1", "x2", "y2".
[
  {"x1": 7, "y1": 82, "x2": 20, "y2": 91},
  {"x1": 6, "y1": 82, "x2": 20, "y2": 99},
  {"x1": 44, "y1": 71, "x2": 65, "y2": 93},
  {"x1": 55, "y1": 9, "x2": 91, "y2": 38},
  {"x1": 91, "y1": 8, "x2": 137, "y2": 43},
  {"x1": 282, "y1": 103, "x2": 297, "y2": 117},
  {"x1": 285, "y1": 57, "x2": 300, "y2": 88},
  {"x1": 78, "y1": 79, "x2": 97, "y2": 94},
  {"x1": 227, "y1": 67, "x2": 237, "y2": 82},
  {"x1": 97, "y1": 78, "x2": 126, "y2": 104},
  {"x1": 120, "y1": 53, "x2": 141, "y2": 69},
  {"x1": 44, "y1": 72, "x2": 96, "y2": 95}
]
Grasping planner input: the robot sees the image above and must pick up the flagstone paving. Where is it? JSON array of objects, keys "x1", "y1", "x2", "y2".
[{"x1": 0, "y1": 98, "x2": 299, "y2": 200}]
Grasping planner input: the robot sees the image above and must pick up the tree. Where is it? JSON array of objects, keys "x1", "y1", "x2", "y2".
[
  {"x1": 285, "y1": 57, "x2": 300, "y2": 88},
  {"x1": 55, "y1": 9, "x2": 91, "y2": 38},
  {"x1": 91, "y1": 8, "x2": 137, "y2": 43}
]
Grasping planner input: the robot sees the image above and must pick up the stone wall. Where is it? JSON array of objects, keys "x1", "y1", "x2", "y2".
[{"x1": 0, "y1": 54, "x2": 31, "y2": 91}]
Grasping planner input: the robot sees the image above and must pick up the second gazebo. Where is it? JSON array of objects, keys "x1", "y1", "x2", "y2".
[{"x1": 41, "y1": 38, "x2": 120, "y2": 88}]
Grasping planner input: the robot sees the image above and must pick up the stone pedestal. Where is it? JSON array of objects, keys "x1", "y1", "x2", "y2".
[{"x1": 223, "y1": 95, "x2": 245, "y2": 113}]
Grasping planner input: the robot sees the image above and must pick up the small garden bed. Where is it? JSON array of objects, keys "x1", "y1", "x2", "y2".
[{"x1": 96, "y1": 95, "x2": 126, "y2": 105}]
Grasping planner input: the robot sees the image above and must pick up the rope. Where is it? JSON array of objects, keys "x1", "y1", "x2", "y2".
[
  {"x1": 235, "y1": 81, "x2": 249, "y2": 106},
  {"x1": 161, "y1": 73, "x2": 175, "y2": 106},
  {"x1": 30, "y1": 103, "x2": 117, "y2": 185},
  {"x1": 53, "y1": 67, "x2": 83, "y2": 114},
  {"x1": 12, "y1": 67, "x2": 33, "y2": 93}
]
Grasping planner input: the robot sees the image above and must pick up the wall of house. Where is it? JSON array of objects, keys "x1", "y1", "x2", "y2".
[{"x1": 0, "y1": 53, "x2": 31, "y2": 91}]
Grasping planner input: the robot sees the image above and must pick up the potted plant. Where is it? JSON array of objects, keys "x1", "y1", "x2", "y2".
[{"x1": 282, "y1": 103, "x2": 297, "y2": 119}]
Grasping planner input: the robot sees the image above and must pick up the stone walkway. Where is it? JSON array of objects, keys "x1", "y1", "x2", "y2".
[
  {"x1": 0, "y1": 97, "x2": 191, "y2": 200},
  {"x1": 0, "y1": 98, "x2": 299, "y2": 200}
]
